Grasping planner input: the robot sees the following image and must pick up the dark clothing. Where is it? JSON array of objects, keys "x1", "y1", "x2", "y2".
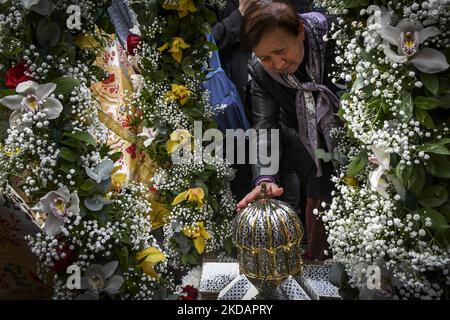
[
  {"x1": 211, "y1": 1, "x2": 252, "y2": 201},
  {"x1": 212, "y1": 2, "x2": 252, "y2": 123},
  {"x1": 210, "y1": 1, "x2": 318, "y2": 206},
  {"x1": 211, "y1": 1, "x2": 314, "y2": 124},
  {"x1": 247, "y1": 14, "x2": 339, "y2": 260},
  {"x1": 247, "y1": 15, "x2": 339, "y2": 196}
]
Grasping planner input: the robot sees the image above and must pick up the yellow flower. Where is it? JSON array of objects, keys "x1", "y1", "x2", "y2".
[
  {"x1": 165, "y1": 84, "x2": 192, "y2": 106},
  {"x1": 343, "y1": 176, "x2": 359, "y2": 187},
  {"x1": 170, "y1": 37, "x2": 190, "y2": 63},
  {"x1": 166, "y1": 129, "x2": 192, "y2": 154},
  {"x1": 158, "y1": 37, "x2": 190, "y2": 63},
  {"x1": 162, "y1": 0, "x2": 197, "y2": 18},
  {"x1": 111, "y1": 173, "x2": 127, "y2": 191},
  {"x1": 2, "y1": 145, "x2": 21, "y2": 157},
  {"x1": 150, "y1": 200, "x2": 170, "y2": 230},
  {"x1": 136, "y1": 246, "x2": 166, "y2": 279},
  {"x1": 172, "y1": 187, "x2": 205, "y2": 208},
  {"x1": 157, "y1": 42, "x2": 169, "y2": 52},
  {"x1": 182, "y1": 221, "x2": 211, "y2": 254},
  {"x1": 74, "y1": 33, "x2": 100, "y2": 49}
]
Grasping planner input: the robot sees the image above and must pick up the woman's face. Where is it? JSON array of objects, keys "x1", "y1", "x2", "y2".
[{"x1": 253, "y1": 24, "x2": 305, "y2": 74}]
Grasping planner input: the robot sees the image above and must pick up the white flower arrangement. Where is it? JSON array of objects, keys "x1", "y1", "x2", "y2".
[{"x1": 316, "y1": 0, "x2": 450, "y2": 299}]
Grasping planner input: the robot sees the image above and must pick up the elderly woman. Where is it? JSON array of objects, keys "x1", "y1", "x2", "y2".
[{"x1": 236, "y1": 1, "x2": 341, "y2": 261}]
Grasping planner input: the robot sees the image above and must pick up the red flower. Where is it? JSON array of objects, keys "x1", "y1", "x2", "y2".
[
  {"x1": 102, "y1": 73, "x2": 115, "y2": 84},
  {"x1": 149, "y1": 186, "x2": 158, "y2": 193},
  {"x1": 5, "y1": 63, "x2": 31, "y2": 89},
  {"x1": 126, "y1": 143, "x2": 137, "y2": 159},
  {"x1": 127, "y1": 34, "x2": 142, "y2": 55},
  {"x1": 52, "y1": 242, "x2": 75, "y2": 273},
  {"x1": 179, "y1": 285, "x2": 198, "y2": 300}
]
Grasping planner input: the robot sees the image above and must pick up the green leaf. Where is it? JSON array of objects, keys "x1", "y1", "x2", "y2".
[
  {"x1": 421, "y1": 73, "x2": 439, "y2": 96},
  {"x1": 410, "y1": 165, "x2": 426, "y2": 195},
  {"x1": 210, "y1": 198, "x2": 219, "y2": 212},
  {"x1": 400, "y1": 91, "x2": 413, "y2": 121},
  {"x1": 52, "y1": 77, "x2": 82, "y2": 95},
  {"x1": 418, "y1": 185, "x2": 448, "y2": 208},
  {"x1": 60, "y1": 138, "x2": 86, "y2": 151},
  {"x1": 402, "y1": 165, "x2": 414, "y2": 189},
  {"x1": 109, "y1": 151, "x2": 122, "y2": 162},
  {"x1": 63, "y1": 131, "x2": 96, "y2": 147},
  {"x1": 436, "y1": 138, "x2": 450, "y2": 145},
  {"x1": 415, "y1": 96, "x2": 440, "y2": 110},
  {"x1": 59, "y1": 147, "x2": 77, "y2": 162},
  {"x1": 184, "y1": 107, "x2": 204, "y2": 119},
  {"x1": 440, "y1": 204, "x2": 450, "y2": 222},
  {"x1": 181, "y1": 57, "x2": 195, "y2": 76},
  {"x1": 194, "y1": 179, "x2": 209, "y2": 197},
  {"x1": 434, "y1": 228, "x2": 450, "y2": 248},
  {"x1": 0, "y1": 89, "x2": 15, "y2": 98},
  {"x1": 426, "y1": 155, "x2": 450, "y2": 178},
  {"x1": 344, "y1": 0, "x2": 369, "y2": 8},
  {"x1": 97, "y1": 16, "x2": 116, "y2": 34},
  {"x1": 59, "y1": 163, "x2": 76, "y2": 174},
  {"x1": 80, "y1": 179, "x2": 97, "y2": 192},
  {"x1": 224, "y1": 237, "x2": 234, "y2": 256},
  {"x1": 419, "y1": 207, "x2": 449, "y2": 230},
  {"x1": 37, "y1": 21, "x2": 61, "y2": 47},
  {"x1": 415, "y1": 108, "x2": 435, "y2": 129},
  {"x1": 186, "y1": 251, "x2": 199, "y2": 265},
  {"x1": 346, "y1": 150, "x2": 368, "y2": 177},
  {"x1": 114, "y1": 246, "x2": 129, "y2": 271},
  {"x1": 419, "y1": 143, "x2": 450, "y2": 155}
]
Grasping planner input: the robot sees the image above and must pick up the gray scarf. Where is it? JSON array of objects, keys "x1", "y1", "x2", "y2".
[{"x1": 262, "y1": 12, "x2": 340, "y2": 177}]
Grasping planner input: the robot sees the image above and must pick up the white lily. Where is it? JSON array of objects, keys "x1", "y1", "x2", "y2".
[
  {"x1": 138, "y1": 126, "x2": 157, "y2": 147},
  {"x1": 0, "y1": 80, "x2": 63, "y2": 129},
  {"x1": 380, "y1": 18, "x2": 448, "y2": 73},
  {"x1": 368, "y1": 145, "x2": 390, "y2": 199},
  {"x1": 21, "y1": 0, "x2": 40, "y2": 9}
]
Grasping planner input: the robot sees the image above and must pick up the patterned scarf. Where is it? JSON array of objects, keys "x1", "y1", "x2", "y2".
[{"x1": 261, "y1": 12, "x2": 340, "y2": 177}]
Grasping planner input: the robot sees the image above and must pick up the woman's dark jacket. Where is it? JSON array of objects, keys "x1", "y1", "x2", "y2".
[{"x1": 248, "y1": 26, "x2": 339, "y2": 196}]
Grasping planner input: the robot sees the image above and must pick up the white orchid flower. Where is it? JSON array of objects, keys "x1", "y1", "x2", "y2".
[
  {"x1": 21, "y1": 0, "x2": 40, "y2": 9},
  {"x1": 368, "y1": 146, "x2": 390, "y2": 199},
  {"x1": 0, "y1": 80, "x2": 63, "y2": 129},
  {"x1": 380, "y1": 19, "x2": 448, "y2": 73},
  {"x1": 138, "y1": 126, "x2": 157, "y2": 147},
  {"x1": 77, "y1": 261, "x2": 124, "y2": 299},
  {"x1": 34, "y1": 186, "x2": 80, "y2": 236}
]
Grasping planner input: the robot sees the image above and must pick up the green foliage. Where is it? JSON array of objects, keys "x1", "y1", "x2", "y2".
[
  {"x1": 420, "y1": 73, "x2": 439, "y2": 96},
  {"x1": 418, "y1": 185, "x2": 448, "y2": 208},
  {"x1": 52, "y1": 77, "x2": 82, "y2": 95},
  {"x1": 347, "y1": 149, "x2": 368, "y2": 177}
]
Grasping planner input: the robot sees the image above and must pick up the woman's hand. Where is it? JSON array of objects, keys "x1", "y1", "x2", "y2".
[{"x1": 236, "y1": 182, "x2": 284, "y2": 211}]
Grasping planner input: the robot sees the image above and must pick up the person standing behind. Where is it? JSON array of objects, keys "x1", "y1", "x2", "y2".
[
  {"x1": 236, "y1": 1, "x2": 341, "y2": 261},
  {"x1": 210, "y1": 0, "x2": 312, "y2": 206}
]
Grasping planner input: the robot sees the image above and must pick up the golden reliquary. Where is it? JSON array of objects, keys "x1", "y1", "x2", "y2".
[{"x1": 232, "y1": 183, "x2": 303, "y2": 284}]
